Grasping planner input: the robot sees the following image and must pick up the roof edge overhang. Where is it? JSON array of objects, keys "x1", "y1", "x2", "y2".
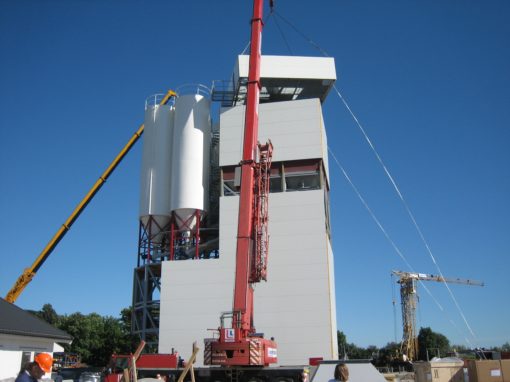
[{"x1": 0, "y1": 329, "x2": 73, "y2": 344}]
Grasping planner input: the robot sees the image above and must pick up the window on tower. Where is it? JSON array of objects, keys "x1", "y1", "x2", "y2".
[{"x1": 221, "y1": 159, "x2": 327, "y2": 195}]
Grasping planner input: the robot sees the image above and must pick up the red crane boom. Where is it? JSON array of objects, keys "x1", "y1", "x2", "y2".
[
  {"x1": 234, "y1": 0, "x2": 264, "y2": 335},
  {"x1": 205, "y1": 0, "x2": 277, "y2": 367}
]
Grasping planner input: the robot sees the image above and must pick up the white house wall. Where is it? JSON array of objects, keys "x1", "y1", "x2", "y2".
[
  {"x1": 0, "y1": 350, "x2": 22, "y2": 381},
  {"x1": 0, "y1": 334, "x2": 56, "y2": 380}
]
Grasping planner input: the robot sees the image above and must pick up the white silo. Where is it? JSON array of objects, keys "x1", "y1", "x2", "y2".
[
  {"x1": 170, "y1": 87, "x2": 211, "y2": 231},
  {"x1": 139, "y1": 94, "x2": 174, "y2": 242}
]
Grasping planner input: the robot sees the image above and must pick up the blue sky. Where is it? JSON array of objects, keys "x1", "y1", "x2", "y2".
[{"x1": 1, "y1": 1, "x2": 508, "y2": 350}]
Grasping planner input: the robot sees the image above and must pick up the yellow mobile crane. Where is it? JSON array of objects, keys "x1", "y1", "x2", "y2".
[
  {"x1": 392, "y1": 270, "x2": 484, "y2": 361},
  {"x1": 5, "y1": 90, "x2": 177, "y2": 304}
]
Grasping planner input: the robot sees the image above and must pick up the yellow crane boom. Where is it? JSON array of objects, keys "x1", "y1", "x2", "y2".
[
  {"x1": 5, "y1": 90, "x2": 177, "y2": 304},
  {"x1": 392, "y1": 269, "x2": 484, "y2": 361}
]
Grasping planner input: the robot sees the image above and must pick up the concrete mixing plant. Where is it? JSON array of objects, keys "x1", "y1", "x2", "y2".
[
  {"x1": 4, "y1": 0, "x2": 340, "y2": 372},
  {"x1": 133, "y1": 54, "x2": 339, "y2": 367}
]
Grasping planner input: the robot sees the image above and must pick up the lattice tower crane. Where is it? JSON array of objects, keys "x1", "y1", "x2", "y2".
[{"x1": 392, "y1": 270, "x2": 484, "y2": 361}]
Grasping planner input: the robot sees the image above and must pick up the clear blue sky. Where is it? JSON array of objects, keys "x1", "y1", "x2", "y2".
[{"x1": 1, "y1": 1, "x2": 509, "y2": 350}]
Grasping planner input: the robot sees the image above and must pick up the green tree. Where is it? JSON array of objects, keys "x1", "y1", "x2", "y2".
[
  {"x1": 344, "y1": 343, "x2": 376, "y2": 359},
  {"x1": 337, "y1": 331, "x2": 347, "y2": 358},
  {"x1": 47, "y1": 309, "x2": 134, "y2": 365},
  {"x1": 29, "y1": 303, "x2": 59, "y2": 326},
  {"x1": 59, "y1": 313, "x2": 101, "y2": 363},
  {"x1": 119, "y1": 307, "x2": 139, "y2": 352},
  {"x1": 99, "y1": 316, "x2": 131, "y2": 364},
  {"x1": 31, "y1": 304, "x2": 137, "y2": 366},
  {"x1": 417, "y1": 327, "x2": 450, "y2": 361},
  {"x1": 451, "y1": 344, "x2": 469, "y2": 353},
  {"x1": 450, "y1": 344, "x2": 473, "y2": 358},
  {"x1": 366, "y1": 345, "x2": 380, "y2": 359},
  {"x1": 39, "y1": 303, "x2": 59, "y2": 325},
  {"x1": 337, "y1": 330, "x2": 378, "y2": 360},
  {"x1": 375, "y1": 342, "x2": 400, "y2": 367},
  {"x1": 59, "y1": 312, "x2": 131, "y2": 366}
]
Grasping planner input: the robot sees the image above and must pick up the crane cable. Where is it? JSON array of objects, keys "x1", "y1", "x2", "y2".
[
  {"x1": 331, "y1": 70, "x2": 478, "y2": 342},
  {"x1": 240, "y1": 10, "x2": 275, "y2": 55},
  {"x1": 330, "y1": 149, "x2": 474, "y2": 347},
  {"x1": 274, "y1": 9, "x2": 478, "y2": 343},
  {"x1": 240, "y1": 8, "x2": 293, "y2": 56}
]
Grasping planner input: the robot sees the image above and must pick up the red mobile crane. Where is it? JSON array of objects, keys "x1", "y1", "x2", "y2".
[{"x1": 205, "y1": 0, "x2": 277, "y2": 367}]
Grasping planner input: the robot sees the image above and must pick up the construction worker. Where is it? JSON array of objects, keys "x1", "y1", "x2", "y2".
[
  {"x1": 301, "y1": 368, "x2": 310, "y2": 382},
  {"x1": 16, "y1": 353, "x2": 53, "y2": 382},
  {"x1": 333, "y1": 363, "x2": 349, "y2": 382}
]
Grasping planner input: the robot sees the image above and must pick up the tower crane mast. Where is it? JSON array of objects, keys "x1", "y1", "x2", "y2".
[{"x1": 392, "y1": 270, "x2": 484, "y2": 361}]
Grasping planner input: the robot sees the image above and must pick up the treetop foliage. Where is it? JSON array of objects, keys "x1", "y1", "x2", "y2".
[
  {"x1": 337, "y1": 328, "x2": 508, "y2": 368},
  {"x1": 30, "y1": 304, "x2": 137, "y2": 366}
]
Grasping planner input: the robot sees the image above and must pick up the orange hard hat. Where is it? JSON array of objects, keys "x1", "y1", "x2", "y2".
[{"x1": 34, "y1": 353, "x2": 53, "y2": 373}]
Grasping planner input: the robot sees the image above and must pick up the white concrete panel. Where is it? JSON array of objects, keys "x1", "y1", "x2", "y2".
[
  {"x1": 326, "y1": 240, "x2": 339, "y2": 359},
  {"x1": 220, "y1": 98, "x2": 328, "y2": 168},
  {"x1": 320, "y1": 111, "x2": 330, "y2": 182},
  {"x1": 159, "y1": 258, "x2": 234, "y2": 365},
  {"x1": 236, "y1": 190, "x2": 336, "y2": 365},
  {"x1": 235, "y1": 55, "x2": 336, "y2": 82},
  {"x1": 159, "y1": 189, "x2": 337, "y2": 365},
  {"x1": 268, "y1": 236, "x2": 330, "y2": 254},
  {"x1": 249, "y1": 192, "x2": 337, "y2": 364},
  {"x1": 159, "y1": 196, "x2": 241, "y2": 364},
  {"x1": 270, "y1": 202, "x2": 325, "y2": 221},
  {"x1": 261, "y1": 267, "x2": 330, "y2": 284}
]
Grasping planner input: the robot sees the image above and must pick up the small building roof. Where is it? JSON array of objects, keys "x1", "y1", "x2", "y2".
[{"x1": 0, "y1": 298, "x2": 72, "y2": 343}]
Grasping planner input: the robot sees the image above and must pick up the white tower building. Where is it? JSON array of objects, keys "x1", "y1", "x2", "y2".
[{"x1": 157, "y1": 55, "x2": 338, "y2": 365}]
